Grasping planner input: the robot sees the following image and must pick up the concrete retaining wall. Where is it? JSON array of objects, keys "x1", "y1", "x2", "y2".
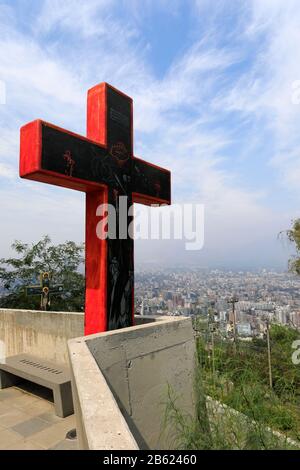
[
  {"x1": 0, "y1": 308, "x2": 84, "y2": 366},
  {"x1": 68, "y1": 316, "x2": 197, "y2": 450},
  {"x1": 68, "y1": 338, "x2": 138, "y2": 450}
]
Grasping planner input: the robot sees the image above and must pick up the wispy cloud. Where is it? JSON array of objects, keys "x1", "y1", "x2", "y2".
[
  {"x1": 212, "y1": 0, "x2": 300, "y2": 196},
  {"x1": 36, "y1": 0, "x2": 115, "y2": 37}
]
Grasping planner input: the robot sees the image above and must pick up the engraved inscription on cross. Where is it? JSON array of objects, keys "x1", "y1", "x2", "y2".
[{"x1": 20, "y1": 83, "x2": 171, "y2": 334}]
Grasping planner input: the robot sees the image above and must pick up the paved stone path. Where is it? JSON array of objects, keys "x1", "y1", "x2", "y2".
[{"x1": 0, "y1": 384, "x2": 77, "y2": 450}]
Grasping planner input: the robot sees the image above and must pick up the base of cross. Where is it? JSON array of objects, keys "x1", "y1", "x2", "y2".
[{"x1": 20, "y1": 82, "x2": 171, "y2": 334}]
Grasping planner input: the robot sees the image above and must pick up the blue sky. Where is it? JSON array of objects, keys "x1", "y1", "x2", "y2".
[{"x1": 0, "y1": 0, "x2": 299, "y2": 269}]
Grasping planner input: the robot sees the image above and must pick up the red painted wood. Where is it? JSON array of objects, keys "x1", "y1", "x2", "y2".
[
  {"x1": 20, "y1": 120, "x2": 42, "y2": 177},
  {"x1": 24, "y1": 169, "x2": 105, "y2": 193},
  {"x1": 85, "y1": 189, "x2": 108, "y2": 334},
  {"x1": 85, "y1": 84, "x2": 108, "y2": 334},
  {"x1": 87, "y1": 83, "x2": 107, "y2": 146},
  {"x1": 85, "y1": 84, "x2": 132, "y2": 333},
  {"x1": 20, "y1": 120, "x2": 105, "y2": 192},
  {"x1": 132, "y1": 192, "x2": 170, "y2": 206},
  {"x1": 19, "y1": 82, "x2": 171, "y2": 335}
]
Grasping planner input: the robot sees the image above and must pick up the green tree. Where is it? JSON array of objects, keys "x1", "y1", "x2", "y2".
[{"x1": 0, "y1": 235, "x2": 85, "y2": 311}]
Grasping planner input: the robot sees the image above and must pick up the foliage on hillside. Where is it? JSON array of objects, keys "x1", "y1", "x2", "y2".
[
  {"x1": 196, "y1": 323, "x2": 300, "y2": 443},
  {"x1": 164, "y1": 322, "x2": 300, "y2": 449},
  {"x1": 0, "y1": 236, "x2": 85, "y2": 311}
]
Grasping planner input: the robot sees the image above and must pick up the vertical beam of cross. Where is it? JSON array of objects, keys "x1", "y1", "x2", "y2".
[{"x1": 85, "y1": 84, "x2": 134, "y2": 333}]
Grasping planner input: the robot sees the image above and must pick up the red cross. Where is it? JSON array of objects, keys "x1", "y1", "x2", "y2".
[{"x1": 19, "y1": 83, "x2": 171, "y2": 334}]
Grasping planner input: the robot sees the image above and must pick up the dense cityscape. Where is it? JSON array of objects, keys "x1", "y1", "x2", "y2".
[{"x1": 135, "y1": 267, "x2": 300, "y2": 338}]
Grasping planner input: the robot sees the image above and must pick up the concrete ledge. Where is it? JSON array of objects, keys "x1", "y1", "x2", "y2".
[
  {"x1": 0, "y1": 308, "x2": 84, "y2": 366},
  {"x1": 68, "y1": 316, "x2": 196, "y2": 450},
  {"x1": 68, "y1": 339, "x2": 138, "y2": 450}
]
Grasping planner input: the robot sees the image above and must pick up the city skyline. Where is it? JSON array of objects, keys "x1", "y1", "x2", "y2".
[{"x1": 135, "y1": 267, "x2": 300, "y2": 333}]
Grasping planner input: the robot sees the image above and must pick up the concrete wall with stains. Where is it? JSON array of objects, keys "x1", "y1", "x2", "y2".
[
  {"x1": 0, "y1": 308, "x2": 84, "y2": 365},
  {"x1": 68, "y1": 316, "x2": 197, "y2": 450}
]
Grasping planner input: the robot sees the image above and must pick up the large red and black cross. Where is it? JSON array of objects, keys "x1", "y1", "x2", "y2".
[{"x1": 20, "y1": 83, "x2": 171, "y2": 334}]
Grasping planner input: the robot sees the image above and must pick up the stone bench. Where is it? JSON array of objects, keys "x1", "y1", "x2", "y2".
[{"x1": 0, "y1": 354, "x2": 74, "y2": 418}]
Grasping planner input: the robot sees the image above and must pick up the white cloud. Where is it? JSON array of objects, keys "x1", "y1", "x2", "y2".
[
  {"x1": 212, "y1": 0, "x2": 300, "y2": 194},
  {"x1": 0, "y1": 163, "x2": 15, "y2": 179},
  {"x1": 36, "y1": 0, "x2": 115, "y2": 37}
]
